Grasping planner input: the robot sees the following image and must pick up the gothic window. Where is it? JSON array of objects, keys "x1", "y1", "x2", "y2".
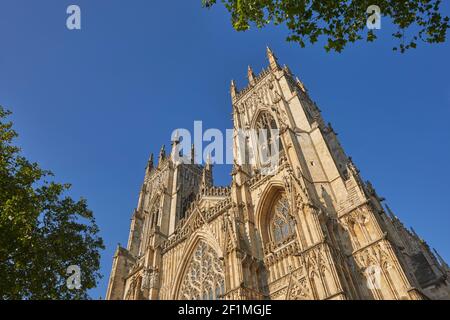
[
  {"x1": 178, "y1": 240, "x2": 225, "y2": 300},
  {"x1": 254, "y1": 112, "x2": 283, "y2": 167},
  {"x1": 149, "y1": 195, "x2": 161, "y2": 229},
  {"x1": 139, "y1": 196, "x2": 160, "y2": 255},
  {"x1": 270, "y1": 194, "x2": 296, "y2": 245},
  {"x1": 255, "y1": 111, "x2": 277, "y2": 132},
  {"x1": 255, "y1": 112, "x2": 278, "y2": 151}
]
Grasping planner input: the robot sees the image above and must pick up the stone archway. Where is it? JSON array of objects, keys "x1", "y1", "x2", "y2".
[
  {"x1": 254, "y1": 180, "x2": 286, "y2": 245},
  {"x1": 172, "y1": 231, "x2": 225, "y2": 300}
]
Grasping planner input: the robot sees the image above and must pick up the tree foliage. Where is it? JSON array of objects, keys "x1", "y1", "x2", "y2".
[
  {"x1": 203, "y1": 0, "x2": 449, "y2": 52},
  {"x1": 0, "y1": 106, "x2": 104, "y2": 300}
]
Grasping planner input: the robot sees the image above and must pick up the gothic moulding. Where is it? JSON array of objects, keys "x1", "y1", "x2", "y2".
[
  {"x1": 170, "y1": 230, "x2": 224, "y2": 299},
  {"x1": 254, "y1": 179, "x2": 286, "y2": 248}
]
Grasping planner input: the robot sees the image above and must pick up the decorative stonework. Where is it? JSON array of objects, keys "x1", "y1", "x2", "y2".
[
  {"x1": 106, "y1": 49, "x2": 450, "y2": 301},
  {"x1": 178, "y1": 240, "x2": 225, "y2": 300}
]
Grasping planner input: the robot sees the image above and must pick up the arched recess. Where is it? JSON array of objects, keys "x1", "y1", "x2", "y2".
[
  {"x1": 171, "y1": 230, "x2": 225, "y2": 300},
  {"x1": 148, "y1": 193, "x2": 161, "y2": 228},
  {"x1": 249, "y1": 107, "x2": 277, "y2": 130},
  {"x1": 255, "y1": 180, "x2": 294, "y2": 247},
  {"x1": 249, "y1": 109, "x2": 284, "y2": 170},
  {"x1": 138, "y1": 194, "x2": 161, "y2": 255}
]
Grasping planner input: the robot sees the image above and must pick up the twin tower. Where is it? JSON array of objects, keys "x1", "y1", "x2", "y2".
[{"x1": 106, "y1": 48, "x2": 450, "y2": 300}]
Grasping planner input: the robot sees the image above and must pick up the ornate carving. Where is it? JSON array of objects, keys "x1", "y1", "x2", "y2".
[
  {"x1": 142, "y1": 268, "x2": 160, "y2": 290},
  {"x1": 288, "y1": 276, "x2": 313, "y2": 300},
  {"x1": 178, "y1": 240, "x2": 225, "y2": 300},
  {"x1": 353, "y1": 241, "x2": 393, "y2": 281},
  {"x1": 125, "y1": 275, "x2": 142, "y2": 300},
  {"x1": 304, "y1": 244, "x2": 328, "y2": 276},
  {"x1": 269, "y1": 194, "x2": 296, "y2": 246}
]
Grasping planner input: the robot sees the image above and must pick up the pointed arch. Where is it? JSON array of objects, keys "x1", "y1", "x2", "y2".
[
  {"x1": 171, "y1": 230, "x2": 224, "y2": 300},
  {"x1": 249, "y1": 107, "x2": 277, "y2": 130},
  {"x1": 255, "y1": 180, "x2": 287, "y2": 245},
  {"x1": 248, "y1": 109, "x2": 284, "y2": 172}
]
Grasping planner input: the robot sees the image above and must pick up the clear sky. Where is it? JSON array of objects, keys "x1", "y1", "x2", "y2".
[{"x1": 0, "y1": 1, "x2": 449, "y2": 299}]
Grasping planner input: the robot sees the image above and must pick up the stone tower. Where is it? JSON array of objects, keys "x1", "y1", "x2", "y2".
[{"x1": 106, "y1": 49, "x2": 450, "y2": 300}]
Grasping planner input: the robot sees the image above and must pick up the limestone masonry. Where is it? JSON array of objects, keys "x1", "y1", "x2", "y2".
[{"x1": 106, "y1": 49, "x2": 450, "y2": 300}]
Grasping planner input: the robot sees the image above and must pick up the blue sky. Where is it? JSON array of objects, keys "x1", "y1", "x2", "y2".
[{"x1": 0, "y1": 1, "x2": 449, "y2": 299}]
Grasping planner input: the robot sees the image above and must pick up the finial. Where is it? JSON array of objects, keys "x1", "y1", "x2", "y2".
[
  {"x1": 191, "y1": 144, "x2": 195, "y2": 165},
  {"x1": 170, "y1": 131, "x2": 183, "y2": 162},
  {"x1": 201, "y1": 168, "x2": 208, "y2": 189},
  {"x1": 171, "y1": 130, "x2": 180, "y2": 152},
  {"x1": 230, "y1": 80, "x2": 237, "y2": 100},
  {"x1": 158, "y1": 144, "x2": 166, "y2": 164},
  {"x1": 433, "y1": 248, "x2": 450, "y2": 269},
  {"x1": 247, "y1": 65, "x2": 255, "y2": 85},
  {"x1": 410, "y1": 227, "x2": 419, "y2": 238},
  {"x1": 201, "y1": 154, "x2": 214, "y2": 188},
  {"x1": 266, "y1": 46, "x2": 280, "y2": 71},
  {"x1": 206, "y1": 153, "x2": 212, "y2": 171},
  {"x1": 147, "y1": 153, "x2": 154, "y2": 172},
  {"x1": 172, "y1": 130, "x2": 180, "y2": 144},
  {"x1": 283, "y1": 64, "x2": 292, "y2": 75},
  {"x1": 385, "y1": 204, "x2": 396, "y2": 220},
  {"x1": 295, "y1": 76, "x2": 306, "y2": 92}
]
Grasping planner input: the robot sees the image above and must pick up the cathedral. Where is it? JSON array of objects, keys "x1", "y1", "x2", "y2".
[{"x1": 106, "y1": 49, "x2": 450, "y2": 300}]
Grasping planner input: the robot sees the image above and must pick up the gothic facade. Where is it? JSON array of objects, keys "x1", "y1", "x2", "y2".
[{"x1": 106, "y1": 49, "x2": 450, "y2": 300}]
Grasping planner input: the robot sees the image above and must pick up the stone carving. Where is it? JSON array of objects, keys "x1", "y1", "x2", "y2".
[
  {"x1": 288, "y1": 276, "x2": 313, "y2": 300},
  {"x1": 178, "y1": 240, "x2": 225, "y2": 300},
  {"x1": 270, "y1": 194, "x2": 296, "y2": 246}
]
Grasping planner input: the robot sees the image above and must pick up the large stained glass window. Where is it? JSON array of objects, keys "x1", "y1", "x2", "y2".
[
  {"x1": 178, "y1": 240, "x2": 225, "y2": 300},
  {"x1": 270, "y1": 195, "x2": 296, "y2": 245}
]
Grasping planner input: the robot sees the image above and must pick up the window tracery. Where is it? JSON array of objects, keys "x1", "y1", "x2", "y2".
[
  {"x1": 270, "y1": 194, "x2": 296, "y2": 245},
  {"x1": 178, "y1": 240, "x2": 225, "y2": 300},
  {"x1": 254, "y1": 112, "x2": 283, "y2": 168}
]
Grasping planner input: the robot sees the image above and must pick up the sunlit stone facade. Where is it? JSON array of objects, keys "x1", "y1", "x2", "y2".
[{"x1": 106, "y1": 49, "x2": 450, "y2": 300}]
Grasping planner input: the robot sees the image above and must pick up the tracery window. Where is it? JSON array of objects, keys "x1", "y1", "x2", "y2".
[
  {"x1": 254, "y1": 112, "x2": 283, "y2": 168},
  {"x1": 255, "y1": 112, "x2": 278, "y2": 152},
  {"x1": 255, "y1": 111, "x2": 277, "y2": 132},
  {"x1": 178, "y1": 240, "x2": 225, "y2": 300},
  {"x1": 270, "y1": 194, "x2": 296, "y2": 245}
]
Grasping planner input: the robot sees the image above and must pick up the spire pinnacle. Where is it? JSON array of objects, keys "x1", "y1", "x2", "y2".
[
  {"x1": 410, "y1": 227, "x2": 420, "y2": 240},
  {"x1": 201, "y1": 154, "x2": 213, "y2": 189},
  {"x1": 206, "y1": 153, "x2": 212, "y2": 172},
  {"x1": 191, "y1": 144, "x2": 195, "y2": 164},
  {"x1": 158, "y1": 144, "x2": 166, "y2": 164},
  {"x1": 170, "y1": 131, "x2": 182, "y2": 162},
  {"x1": 230, "y1": 80, "x2": 237, "y2": 100},
  {"x1": 147, "y1": 153, "x2": 154, "y2": 172},
  {"x1": 172, "y1": 130, "x2": 180, "y2": 144},
  {"x1": 433, "y1": 248, "x2": 450, "y2": 269},
  {"x1": 247, "y1": 65, "x2": 255, "y2": 85},
  {"x1": 201, "y1": 168, "x2": 208, "y2": 189},
  {"x1": 283, "y1": 64, "x2": 292, "y2": 75},
  {"x1": 385, "y1": 204, "x2": 396, "y2": 220},
  {"x1": 171, "y1": 130, "x2": 180, "y2": 149},
  {"x1": 266, "y1": 46, "x2": 280, "y2": 71},
  {"x1": 295, "y1": 76, "x2": 306, "y2": 92}
]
